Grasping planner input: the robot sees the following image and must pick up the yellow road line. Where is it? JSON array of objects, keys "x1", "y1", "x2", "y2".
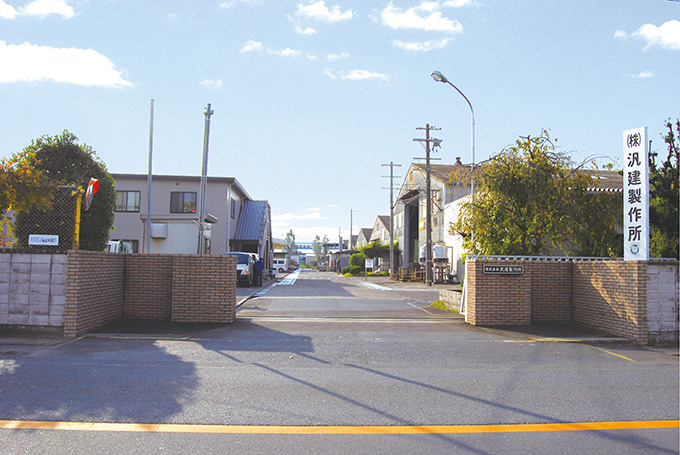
[
  {"x1": 587, "y1": 345, "x2": 637, "y2": 363},
  {"x1": 0, "y1": 420, "x2": 676, "y2": 435}
]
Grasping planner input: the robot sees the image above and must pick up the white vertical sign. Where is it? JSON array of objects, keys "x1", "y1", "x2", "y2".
[{"x1": 623, "y1": 127, "x2": 649, "y2": 261}]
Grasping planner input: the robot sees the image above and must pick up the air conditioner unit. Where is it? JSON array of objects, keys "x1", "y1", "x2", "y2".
[{"x1": 150, "y1": 223, "x2": 167, "y2": 239}]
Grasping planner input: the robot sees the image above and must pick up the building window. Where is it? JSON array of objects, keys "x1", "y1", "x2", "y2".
[
  {"x1": 231, "y1": 198, "x2": 236, "y2": 218},
  {"x1": 170, "y1": 192, "x2": 197, "y2": 213},
  {"x1": 115, "y1": 191, "x2": 140, "y2": 212}
]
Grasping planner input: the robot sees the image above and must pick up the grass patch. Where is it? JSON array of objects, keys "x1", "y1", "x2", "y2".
[{"x1": 430, "y1": 300, "x2": 459, "y2": 313}]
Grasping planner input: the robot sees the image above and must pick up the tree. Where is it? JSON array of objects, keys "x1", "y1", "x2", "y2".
[
  {"x1": 0, "y1": 151, "x2": 53, "y2": 246},
  {"x1": 312, "y1": 234, "x2": 328, "y2": 265},
  {"x1": 13, "y1": 131, "x2": 116, "y2": 251},
  {"x1": 453, "y1": 130, "x2": 621, "y2": 257},
  {"x1": 285, "y1": 229, "x2": 297, "y2": 256},
  {"x1": 1, "y1": 150, "x2": 53, "y2": 218},
  {"x1": 360, "y1": 240, "x2": 394, "y2": 260},
  {"x1": 649, "y1": 118, "x2": 679, "y2": 259},
  {"x1": 349, "y1": 251, "x2": 366, "y2": 268}
]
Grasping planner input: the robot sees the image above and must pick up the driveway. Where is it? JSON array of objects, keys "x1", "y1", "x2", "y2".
[{"x1": 0, "y1": 269, "x2": 677, "y2": 454}]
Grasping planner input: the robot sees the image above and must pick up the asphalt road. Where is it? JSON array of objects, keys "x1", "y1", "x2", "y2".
[{"x1": 0, "y1": 269, "x2": 678, "y2": 454}]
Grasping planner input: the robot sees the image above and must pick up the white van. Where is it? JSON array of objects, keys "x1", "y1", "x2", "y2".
[
  {"x1": 224, "y1": 252, "x2": 257, "y2": 287},
  {"x1": 272, "y1": 258, "x2": 289, "y2": 273},
  {"x1": 106, "y1": 240, "x2": 133, "y2": 253}
]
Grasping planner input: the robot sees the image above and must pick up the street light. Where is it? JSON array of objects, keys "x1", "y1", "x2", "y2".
[{"x1": 431, "y1": 70, "x2": 475, "y2": 244}]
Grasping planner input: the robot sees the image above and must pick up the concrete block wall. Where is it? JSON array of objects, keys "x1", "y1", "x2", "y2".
[
  {"x1": 439, "y1": 289, "x2": 462, "y2": 312},
  {"x1": 647, "y1": 262, "x2": 679, "y2": 344},
  {"x1": 0, "y1": 252, "x2": 67, "y2": 327}
]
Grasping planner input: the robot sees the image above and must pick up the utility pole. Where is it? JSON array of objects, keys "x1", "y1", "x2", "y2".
[
  {"x1": 350, "y1": 209, "x2": 357, "y2": 249},
  {"x1": 338, "y1": 227, "x2": 342, "y2": 273},
  {"x1": 414, "y1": 124, "x2": 442, "y2": 286},
  {"x1": 145, "y1": 99, "x2": 154, "y2": 254},
  {"x1": 382, "y1": 161, "x2": 401, "y2": 280},
  {"x1": 197, "y1": 103, "x2": 214, "y2": 255}
]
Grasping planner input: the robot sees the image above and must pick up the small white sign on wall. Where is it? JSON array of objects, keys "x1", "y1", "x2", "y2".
[{"x1": 28, "y1": 234, "x2": 59, "y2": 246}]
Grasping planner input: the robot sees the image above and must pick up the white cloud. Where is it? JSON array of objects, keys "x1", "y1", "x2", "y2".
[
  {"x1": 295, "y1": 25, "x2": 317, "y2": 35},
  {"x1": 327, "y1": 52, "x2": 350, "y2": 61},
  {"x1": 295, "y1": 1, "x2": 353, "y2": 23},
  {"x1": 219, "y1": 0, "x2": 260, "y2": 8},
  {"x1": 1, "y1": 0, "x2": 74, "y2": 19},
  {"x1": 270, "y1": 47, "x2": 303, "y2": 57},
  {"x1": 199, "y1": 79, "x2": 224, "y2": 90},
  {"x1": 240, "y1": 40, "x2": 264, "y2": 52},
  {"x1": 633, "y1": 71, "x2": 655, "y2": 79},
  {"x1": 341, "y1": 69, "x2": 389, "y2": 81},
  {"x1": 633, "y1": 20, "x2": 680, "y2": 50},
  {"x1": 393, "y1": 37, "x2": 454, "y2": 51},
  {"x1": 0, "y1": 1, "x2": 18, "y2": 19},
  {"x1": 615, "y1": 20, "x2": 680, "y2": 50},
  {"x1": 381, "y1": 1, "x2": 463, "y2": 33},
  {"x1": 323, "y1": 68, "x2": 338, "y2": 79},
  {"x1": 0, "y1": 40, "x2": 133, "y2": 88},
  {"x1": 21, "y1": 0, "x2": 74, "y2": 18},
  {"x1": 443, "y1": 0, "x2": 479, "y2": 7},
  {"x1": 614, "y1": 30, "x2": 627, "y2": 40}
]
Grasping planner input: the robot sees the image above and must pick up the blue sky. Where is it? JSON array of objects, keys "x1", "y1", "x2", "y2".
[{"x1": 1, "y1": 0, "x2": 678, "y2": 242}]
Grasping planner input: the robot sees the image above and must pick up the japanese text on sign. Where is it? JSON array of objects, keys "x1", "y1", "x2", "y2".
[
  {"x1": 483, "y1": 265, "x2": 524, "y2": 275},
  {"x1": 623, "y1": 127, "x2": 649, "y2": 261}
]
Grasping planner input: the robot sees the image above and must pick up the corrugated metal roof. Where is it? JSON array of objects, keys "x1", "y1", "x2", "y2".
[{"x1": 234, "y1": 200, "x2": 269, "y2": 241}]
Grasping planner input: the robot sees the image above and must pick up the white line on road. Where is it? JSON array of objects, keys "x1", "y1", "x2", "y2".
[
  {"x1": 279, "y1": 269, "x2": 301, "y2": 286},
  {"x1": 405, "y1": 300, "x2": 436, "y2": 316},
  {"x1": 361, "y1": 282, "x2": 391, "y2": 291}
]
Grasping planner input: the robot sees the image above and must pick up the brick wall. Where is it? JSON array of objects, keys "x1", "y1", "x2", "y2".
[
  {"x1": 124, "y1": 254, "x2": 173, "y2": 320},
  {"x1": 466, "y1": 258, "x2": 679, "y2": 345},
  {"x1": 64, "y1": 250, "x2": 126, "y2": 337},
  {"x1": 530, "y1": 261, "x2": 572, "y2": 323},
  {"x1": 55, "y1": 251, "x2": 237, "y2": 336},
  {"x1": 171, "y1": 255, "x2": 236, "y2": 323},
  {"x1": 466, "y1": 260, "x2": 532, "y2": 326},
  {"x1": 572, "y1": 261, "x2": 648, "y2": 344},
  {"x1": 0, "y1": 252, "x2": 67, "y2": 328}
]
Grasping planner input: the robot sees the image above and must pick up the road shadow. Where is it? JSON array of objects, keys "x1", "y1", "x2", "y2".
[{"x1": 0, "y1": 332, "x2": 198, "y2": 424}]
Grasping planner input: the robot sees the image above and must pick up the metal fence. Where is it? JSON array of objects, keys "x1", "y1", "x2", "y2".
[
  {"x1": 12, "y1": 186, "x2": 78, "y2": 250},
  {"x1": 468, "y1": 255, "x2": 677, "y2": 262}
]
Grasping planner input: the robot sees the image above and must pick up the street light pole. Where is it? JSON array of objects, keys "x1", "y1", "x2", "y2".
[
  {"x1": 197, "y1": 103, "x2": 214, "y2": 255},
  {"x1": 431, "y1": 70, "x2": 475, "y2": 244}
]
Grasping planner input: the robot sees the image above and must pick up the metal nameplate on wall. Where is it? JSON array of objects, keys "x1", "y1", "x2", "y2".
[{"x1": 483, "y1": 265, "x2": 524, "y2": 275}]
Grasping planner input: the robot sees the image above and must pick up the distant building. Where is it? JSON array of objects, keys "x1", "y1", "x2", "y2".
[
  {"x1": 369, "y1": 215, "x2": 391, "y2": 244},
  {"x1": 393, "y1": 162, "x2": 461, "y2": 273},
  {"x1": 356, "y1": 228, "x2": 373, "y2": 248},
  {"x1": 110, "y1": 174, "x2": 272, "y2": 266}
]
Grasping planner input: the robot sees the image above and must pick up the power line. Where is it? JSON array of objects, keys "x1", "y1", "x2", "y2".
[
  {"x1": 413, "y1": 124, "x2": 442, "y2": 286},
  {"x1": 381, "y1": 161, "x2": 402, "y2": 279}
]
